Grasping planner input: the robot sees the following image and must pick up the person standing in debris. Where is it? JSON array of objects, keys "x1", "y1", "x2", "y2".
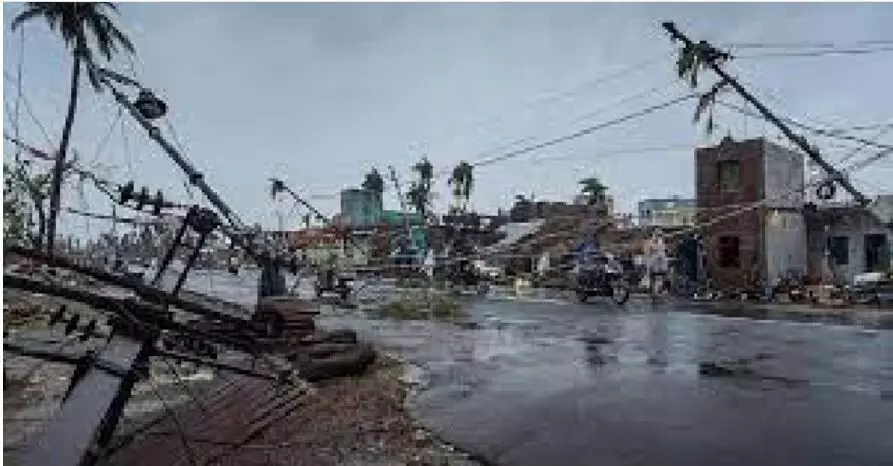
[{"x1": 645, "y1": 229, "x2": 669, "y2": 296}]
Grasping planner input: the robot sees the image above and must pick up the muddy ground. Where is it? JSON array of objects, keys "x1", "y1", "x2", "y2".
[{"x1": 3, "y1": 289, "x2": 480, "y2": 466}]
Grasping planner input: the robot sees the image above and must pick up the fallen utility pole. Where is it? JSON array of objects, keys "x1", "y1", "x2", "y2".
[
  {"x1": 17, "y1": 335, "x2": 152, "y2": 466},
  {"x1": 661, "y1": 21, "x2": 869, "y2": 207},
  {"x1": 95, "y1": 67, "x2": 245, "y2": 230},
  {"x1": 92, "y1": 66, "x2": 310, "y2": 287}
]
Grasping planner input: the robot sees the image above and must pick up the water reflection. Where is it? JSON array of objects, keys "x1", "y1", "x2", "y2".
[{"x1": 175, "y1": 271, "x2": 891, "y2": 402}]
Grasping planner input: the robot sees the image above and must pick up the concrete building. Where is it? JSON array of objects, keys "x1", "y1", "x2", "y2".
[
  {"x1": 288, "y1": 226, "x2": 368, "y2": 267},
  {"x1": 574, "y1": 194, "x2": 615, "y2": 213},
  {"x1": 806, "y1": 198, "x2": 892, "y2": 284},
  {"x1": 340, "y1": 188, "x2": 382, "y2": 228},
  {"x1": 637, "y1": 197, "x2": 696, "y2": 228},
  {"x1": 696, "y1": 136, "x2": 807, "y2": 290}
]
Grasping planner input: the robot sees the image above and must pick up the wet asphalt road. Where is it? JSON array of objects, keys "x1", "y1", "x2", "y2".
[
  {"x1": 316, "y1": 286, "x2": 893, "y2": 466},
  {"x1": 27, "y1": 271, "x2": 886, "y2": 466}
]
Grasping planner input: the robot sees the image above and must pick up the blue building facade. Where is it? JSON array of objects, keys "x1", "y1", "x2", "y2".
[{"x1": 340, "y1": 188, "x2": 382, "y2": 227}]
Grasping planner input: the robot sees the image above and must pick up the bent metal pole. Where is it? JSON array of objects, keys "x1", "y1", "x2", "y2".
[{"x1": 96, "y1": 67, "x2": 244, "y2": 230}]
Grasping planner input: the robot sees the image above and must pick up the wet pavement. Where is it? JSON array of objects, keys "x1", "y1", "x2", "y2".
[
  {"x1": 6, "y1": 272, "x2": 892, "y2": 465},
  {"x1": 317, "y1": 284, "x2": 893, "y2": 466}
]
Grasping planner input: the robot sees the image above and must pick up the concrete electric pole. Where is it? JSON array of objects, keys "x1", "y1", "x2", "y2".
[{"x1": 660, "y1": 21, "x2": 869, "y2": 207}]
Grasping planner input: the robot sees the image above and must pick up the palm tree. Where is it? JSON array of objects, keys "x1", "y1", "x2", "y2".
[
  {"x1": 407, "y1": 156, "x2": 434, "y2": 222},
  {"x1": 579, "y1": 176, "x2": 608, "y2": 206},
  {"x1": 361, "y1": 167, "x2": 384, "y2": 211},
  {"x1": 406, "y1": 182, "x2": 429, "y2": 219},
  {"x1": 12, "y1": 2, "x2": 135, "y2": 256},
  {"x1": 412, "y1": 156, "x2": 433, "y2": 191},
  {"x1": 674, "y1": 38, "x2": 730, "y2": 134},
  {"x1": 448, "y1": 161, "x2": 474, "y2": 213},
  {"x1": 361, "y1": 167, "x2": 384, "y2": 194}
]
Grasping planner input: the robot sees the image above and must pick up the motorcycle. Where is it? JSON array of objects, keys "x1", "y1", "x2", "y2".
[
  {"x1": 315, "y1": 268, "x2": 353, "y2": 302},
  {"x1": 573, "y1": 254, "x2": 630, "y2": 305},
  {"x1": 771, "y1": 271, "x2": 809, "y2": 303},
  {"x1": 445, "y1": 259, "x2": 491, "y2": 295}
]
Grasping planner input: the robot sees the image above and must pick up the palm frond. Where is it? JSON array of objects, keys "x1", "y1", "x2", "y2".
[
  {"x1": 10, "y1": 5, "x2": 47, "y2": 30},
  {"x1": 693, "y1": 79, "x2": 729, "y2": 134},
  {"x1": 676, "y1": 44, "x2": 696, "y2": 80},
  {"x1": 14, "y1": 1, "x2": 134, "y2": 65}
]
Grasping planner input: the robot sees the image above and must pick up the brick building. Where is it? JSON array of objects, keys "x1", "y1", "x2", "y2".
[
  {"x1": 696, "y1": 136, "x2": 807, "y2": 290},
  {"x1": 806, "y1": 198, "x2": 892, "y2": 284}
]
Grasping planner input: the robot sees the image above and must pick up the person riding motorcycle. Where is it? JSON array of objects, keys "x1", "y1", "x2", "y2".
[{"x1": 573, "y1": 225, "x2": 618, "y2": 288}]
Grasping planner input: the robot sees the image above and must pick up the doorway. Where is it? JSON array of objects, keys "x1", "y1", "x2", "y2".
[{"x1": 864, "y1": 234, "x2": 889, "y2": 272}]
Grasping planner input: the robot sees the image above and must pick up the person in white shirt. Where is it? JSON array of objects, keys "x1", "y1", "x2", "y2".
[{"x1": 645, "y1": 229, "x2": 669, "y2": 295}]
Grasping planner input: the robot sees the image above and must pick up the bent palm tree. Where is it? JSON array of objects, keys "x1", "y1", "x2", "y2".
[{"x1": 12, "y1": 2, "x2": 135, "y2": 256}]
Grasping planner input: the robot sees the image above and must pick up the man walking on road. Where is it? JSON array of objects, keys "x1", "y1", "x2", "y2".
[{"x1": 645, "y1": 228, "x2": 669, "y2": 296}]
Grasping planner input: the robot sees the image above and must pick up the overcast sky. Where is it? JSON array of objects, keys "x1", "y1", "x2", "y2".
[{"x1": 4, "y1": 2, "x2": 892, "y2": 238}]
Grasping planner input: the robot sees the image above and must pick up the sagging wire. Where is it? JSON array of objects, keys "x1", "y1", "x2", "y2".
[
  {"x1": 3, "y1": 70, "x2": 54, "y2": 147},
  {"x1": 725, "y1": 39, "x2": 893, "y2": 50},
  {"x1": 736, "y1": 45, "x2": 893, "y2": 59},
  {"x1": 89, "y1": 105, "x2": 124, "y2": 167},
  {"x1": 831, "y1": 125, "x2": 893, "y2": 171},
  {"x1": 119, "y1": 112, "x2": 135, "y2": 179},
  {"x1": 416, "y1": 51, "x2": 674, "y2": 169},
  {"x1": 13, "y1": 23, "x2": 26, "y2": 161},
  {"x1": 717, "y1": 100, "x2": 893, "y2": 153},
  {"x1": 311, "y1": 79, "x2": 687, "y2": 201},
  {"x1": 472, "y1": 93, "x2": 696, "y2": 168},
  {"x1": 163, "y1": 118, "x2": 196, "y2": 201},
  {"x1": 735, "y1": 73, "x2": 891, "y2": 142}
]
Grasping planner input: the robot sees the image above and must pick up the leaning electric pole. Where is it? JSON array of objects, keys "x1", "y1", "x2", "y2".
[{"x1": 660, "y1": 21, "x2": 869, "y2": 207}]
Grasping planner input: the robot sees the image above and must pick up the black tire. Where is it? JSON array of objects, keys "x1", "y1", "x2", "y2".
[
  {"x1": 611, "y1": 280, "x2": 630, "y2": 305},
  {"x1": 576, "y1": 289, "x2": 589, "y2": 303}
]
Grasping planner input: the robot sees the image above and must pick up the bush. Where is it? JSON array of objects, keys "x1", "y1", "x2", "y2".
[
  {"x1": 368, "y1": 292, "x2": 466, "y2": 321},
  {"x1": 430, "y1": 295, "x2": 465, "y2": 319}
]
